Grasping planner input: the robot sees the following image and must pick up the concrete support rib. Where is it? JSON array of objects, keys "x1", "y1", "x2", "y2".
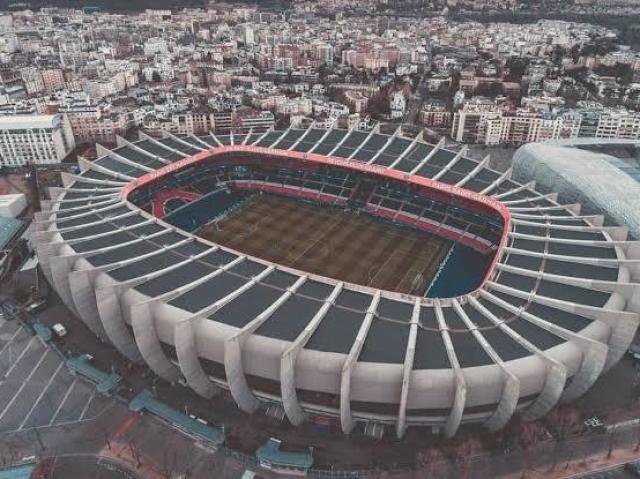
[
  {"x1": 496, "y1": 263, "x2": 639, "y2": 301},
  {"x1": 174, "y1": 266, "x2": 275, "y2": 399},
  {"x1": 281, "y1": 283, "x2": 343, "y2": 426},
  {"x1": 94, "y1": 245, "x2": 219, "y2": 363},
  {"x1": 387, "y1": 136, "x2": 418, "y2": 170},
  {"x1": 267, "y1": 128, "x2": 291, "y2": 148},
  {"x1": 327, "y1": 129, "x2": 353, "y2": 157},
  {"x1": 502, "y1": 244, "x2": 640, "y2": 270},
  {"x1": 469, "y1": 297, "x2": 567, "y2": 420},
  {"x1": 367, "y1": 130, "x2": 397, "y2": 164},
  {"x1": 479, "y1": 290, "x2": 608, "y2": 403},
  {"x1": 512, "y1": 218, "x2": 627, "y2": 237},
  {"x1": 47, "y1": 227, "x2": 164, "y2": 322},
  {"x1": 308, "y1": 128, "x2": 335, "y2": 153},
  {"x1": 94, "y1": 285, "x2": 143, "y2": 363},
  {"x1": 480, "y1": 167, "x2": 512, "y2": 195},
  {"x1": 127, "y1": 256, "x2": 246, "y2": 383},
  {"x1": 289, "y1": 128, "x2": 314, "y2": 151},
  {"x1": 174, "y1": 319, "x2": 218, "y2": 398},
  {"x1": 395, "y1": 298, "x2": 420, "y2": 438},
  {"x1": 510, "y1": 212, "x2": 604, "y2": 224},
  {"x1": 339, "y1": 292, "x2": 380, "y2": 435},
  {"x1": 431, "y1": 146, "x2": 468, "y2": 181},
  {"x1": 242, "y1": 130, "x2": 254, "y2": 145},
  {"x1": 509, "y1": 203, "x2": 582, "y2": 214},
  {"x1": 409, "y1": 137, "x2": 445, "y2": 175},
  {"x1": 130, "y1": 301, "x2": 181, "y2": 382},
  {"x1": 248, "y1": 129, "x2": 269, "y2": 147},
  {"x1": 49, "y1": 254, "x2": 81, "y2": 315},
  {"x1": 486, "y1": 280, "x2": 639, "y2": 372},
  {"x1": 116, "y1": 135, "x2": 171, "y2": 165},
  {"x1": 453, "y1": 300, "x2": 519, "y2": 432},
  {"x1": 225, "y1": 276, "x2": 307, "y2": 413},
  {"x1": 434, "y1": 302, "x2": 466, "y2": 438},
  {"x1": 603, "y1": 311, "x2": 640, "y2": 372},
  {"x1": 139, "y1": 131, "x2": 189, "y2": 158},
  {"x1": 456, "y1": 154, "x2": 489, "y2": 187},
  {"x1": 348, "y1": 128, "x2": 376, "y2": 159},
  {"x1": 190, "y1": 134, "x2": 216, "y2": 150},
  {"x1": 493, "y1": 180, "x2": 535, "y2": 200},
  {"x1": 164, "y1": 131, "x2": 206, "y2": 152},
  {"x1": 501, "y1": 192, "x2": 558, "y2": 206},
  {"x1": 78, "y1": 156, "x2": 136, "y2": 182},
  {"x1": 516, "y1": 230, "x2": 638, "y2": 249},
  {"x1": 98, "y1": 145, "x2": 155, "y2": 173}
]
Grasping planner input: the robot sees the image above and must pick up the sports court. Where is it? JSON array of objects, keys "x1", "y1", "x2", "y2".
[{"x1": 199, "y1": 193, "x2": 450, "y2": 295}]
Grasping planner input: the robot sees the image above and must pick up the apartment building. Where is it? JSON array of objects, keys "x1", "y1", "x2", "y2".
[
  {"x1": 0, "y1": 114, "x2": 75, "y2": 166},
  {"x1": 452, "y1": 106, "x2": 581, "y2": 145}
]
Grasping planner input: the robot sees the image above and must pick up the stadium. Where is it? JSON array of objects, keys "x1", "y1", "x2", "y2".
[{"x1": 34, "y1": 127, "x2": 640, "y2": 438}]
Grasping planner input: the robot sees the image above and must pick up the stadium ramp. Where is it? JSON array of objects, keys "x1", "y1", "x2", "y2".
[
  {"x1": 129, "y1": 390, "x2": 225, "y2": 447},
  {"x1": 66, "y1": 355, "x2": 122, "y2": 394}
]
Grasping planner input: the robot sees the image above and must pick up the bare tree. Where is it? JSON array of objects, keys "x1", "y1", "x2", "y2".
[
  {"x1": 95, "y1": 415, "x2": 112, "y2": 450},
  {"x1": 454, "y1": 437, "x2": 482, "y2": 479},
  {"x1": 607, "y1": 427, "x2": 617, "y2": 459},
  {"x1": 128, "y1": 439, "x2": 142, "y2": 469},
  {"x1": 160, "y1": 447, "x2": 178, "y2": 479}
]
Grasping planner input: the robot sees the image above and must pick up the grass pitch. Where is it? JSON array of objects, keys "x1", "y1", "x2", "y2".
[{"x1": 199, "y1": 193, "x2": 449, "y2": 295}]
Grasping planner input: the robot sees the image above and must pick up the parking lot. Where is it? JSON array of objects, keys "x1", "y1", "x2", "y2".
[{"x1": 0, "y1": 315, "x2": 113, "y2": 433}]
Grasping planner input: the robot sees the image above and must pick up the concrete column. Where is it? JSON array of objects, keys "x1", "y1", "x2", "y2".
[
  {"x1": 453, "y1": 299, "x2": 519, "y2": 432},
  {"x1": 174, "y1": 319, "x2": 219, "y2": 398},
  {"x1": 49, "y1": 254, "x2": 81, "y2": 316},
  {"x1": 487, "y1": 281, "x2": 638, "y2": 372},
  {"x1": 479, "y1": 289, "x2": 608, "y2": 403},
  {"x1": 281, "y1": 283, "x2": 343, "y2": 426},
  {"x1": 225, "y1": 276, "x2": 307, "y2": 414},
  {"x1": 94, "y1": 285, "x2": 143, "y2": 362},
  {"x1": 130, "y1": 301, "x2": 181, "y2": 382},
  {"x1": 469, "y1": 297, "x2": 567, "y2": 421},
  {"x1": 339, "y1": 292, "x2": 380, "y2": 434},
  {"x1": 396, "y1": 298, "x2": 420, "y2": 438},
  {"x1": 435, "y1": 302, "x2": 467, "y2": 438}
]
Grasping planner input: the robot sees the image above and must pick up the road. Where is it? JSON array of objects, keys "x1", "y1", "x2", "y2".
[{"x1": 403, "y1": 72, "x2": 428, "y2": 127}]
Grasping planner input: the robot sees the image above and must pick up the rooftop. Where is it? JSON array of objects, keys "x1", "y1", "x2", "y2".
[{"x1": 0, "y1": 114, "x2": 61, "y2": 130}]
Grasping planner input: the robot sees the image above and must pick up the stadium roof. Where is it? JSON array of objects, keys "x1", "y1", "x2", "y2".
[{"x1": 34, "y1": 127, "x2": 640, "y2": 438}]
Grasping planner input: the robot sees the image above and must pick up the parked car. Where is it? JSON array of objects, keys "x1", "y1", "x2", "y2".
[{"x1": 52, "y1": 323, "x2": 67, "y2": 338}]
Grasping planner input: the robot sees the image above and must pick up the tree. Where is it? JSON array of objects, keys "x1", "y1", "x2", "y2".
[
  {"x1": 366, "y1": 89, "x2": 390, "y2": 119},
  {"x1": 128, "y1": 439, "x2": 142, "y2": 468}
]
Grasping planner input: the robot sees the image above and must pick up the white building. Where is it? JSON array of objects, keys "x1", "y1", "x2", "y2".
[
  {"x1": 0, "y1": 114, "x2": 75, "y2": 166},
  {"x1": 144, "y1": 38, "x2": 169, "y2": 57},
  {"x1": 389, "y1": 91, "x2": 406, "y2": 119},
  {"x1": 0, "y1": 193, "x2": 26, "y2": 218}
]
